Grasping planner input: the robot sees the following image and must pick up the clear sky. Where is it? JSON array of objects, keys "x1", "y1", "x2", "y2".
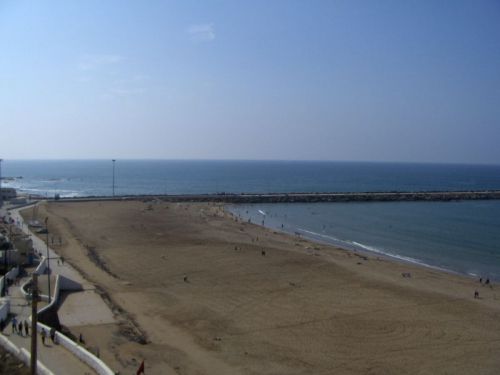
[{"x1": 1, "y1": 0, "x2": 499, "y2": 163}]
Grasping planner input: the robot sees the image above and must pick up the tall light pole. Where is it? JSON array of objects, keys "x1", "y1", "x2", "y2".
[
  {"x1": 0, "y1": 158, "x2": 3, "y2": 207},
  {"x1": 0, "y1": 159, "x2": 4, "y2": 297},
  {"x1": 0, "y1": 159, "x2": 5, "y2": 297},
  {"x1": 44, "y1": 217, "x2": 51, "y2": 304},
  {"x1": 30, "y1": 273, "x2": 38, "y2": 375},
  {"x1": 112, "y1": 159, "x2": 116, "y2": 197},
  {"x1": 1, "y1": 242, "x2": 6, "y2": 297}
]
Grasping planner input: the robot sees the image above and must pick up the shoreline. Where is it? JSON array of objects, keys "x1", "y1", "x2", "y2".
[
  {"x1": 262, "y1": 221, "x2": 471, "y2": 280},
  {"x1": 225, "y1": 206, "x2": 493, "y2": 289},
  {"x1": 11, "y1": 193, "x2": 499, "y2": 283},
  {"x1": 268, "y1": 220, "x2": 467, "y2": 277},
  {"x1": 21, "y1": 200, "x2": 500, "y2": 374},
  {"x1": 226, "y1": 202, "x2": 500, "y2": 283}
]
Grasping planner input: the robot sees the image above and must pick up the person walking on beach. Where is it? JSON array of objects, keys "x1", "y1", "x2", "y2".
[
  {"x1": 11, "y1": 317, "x2": 17, "y2": 334},
  {"x1": 50, "y1": 327, "x2": 56, "y2": 344},
  {"x1": 24, "y1": 320, "x2": 29, "y2": 336},
  {"x1": 474, "y1": 290, "x2": 479, "y2": 299},
  {"x1": 18, "y1": 321, "x2": 23, "y2": 336},
  {"x1": 41, "y1": 329, "x2": 47, "y2": 345}
]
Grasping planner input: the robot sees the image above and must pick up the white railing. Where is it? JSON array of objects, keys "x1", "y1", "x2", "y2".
[
  {"x1": 37, "y1": 275, "x2": 61, "y2": 314},
  {"x1": 0, "y1": 333, "x2": 54, "y2": 375},
  {"x1": 26, "y1": 275, "x2": 115, "y2": 375},
  {"x1": 34, "y1": 321, "x2": 115, "y2": 375},
  {"x1": 9, "y1": 207, "x2": 116, "y2": 375},
  {"x1": 0, "y1": 265, "x2": 20, "y2": 296},
  {"x1": 0, "y1": 266, "x2": 20, "y2": 319},
  {"x1": 34, "y1": 256, "x2": 48, "y2": 275}
]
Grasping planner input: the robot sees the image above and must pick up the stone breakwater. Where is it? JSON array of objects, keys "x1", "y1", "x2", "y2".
[{"x1": 52, "y1": 190, "x2": 500, "y2": 204}]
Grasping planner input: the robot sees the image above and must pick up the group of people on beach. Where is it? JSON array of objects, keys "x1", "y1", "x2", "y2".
[
  {"x1": 475, "y1": 277, "x2": 493, "y2": 299},
  {"x1": 1, "y1": 316, "x2": 58, "y2": 347},
  {"x1": 479, "y1": 277, "x2": 491, "y2": 286},
  {"x1": 8, "y1": 317, "x2": 30, "y2": 336},
  {"x1": 40, "y1": 327, "x2": 57, "y2": 346}
]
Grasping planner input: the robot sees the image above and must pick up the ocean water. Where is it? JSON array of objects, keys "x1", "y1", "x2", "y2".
[
  {"x1": 2, "y1": 159, "x2": 500, "y2": 197},
  {"x1": 229, "y1": 201, "x2": 500, "y2": 281},
  {"x1": 2, "y1": 159, "x2": 499, "y2": 279}
]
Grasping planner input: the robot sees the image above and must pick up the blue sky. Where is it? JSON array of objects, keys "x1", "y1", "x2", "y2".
[{"x1": 1, "y1": 0, "x2": 499, "y2": 163}]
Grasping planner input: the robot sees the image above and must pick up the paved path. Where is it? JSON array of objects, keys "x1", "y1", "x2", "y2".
[
  {"x1": 1, "y1": 204, "x2": 98, "y2": 374},
  {"x1": 9, "y1": 206, "x2": 116, "y2": 327},
  {"x1": 3, "y1": 273, "x2": 95, "y2": 375},
  {"x1": 10, "y1": 207, "x2": 90, "y2": 287}
]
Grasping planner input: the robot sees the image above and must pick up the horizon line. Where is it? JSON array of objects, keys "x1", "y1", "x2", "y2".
[{"x1": 1, "y1": 158, "x2": 499, "y2": 167}]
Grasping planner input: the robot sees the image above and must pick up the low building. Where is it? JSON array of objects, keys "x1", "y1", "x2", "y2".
[
  {"x1": 0, "y1": 249, "x2": 20, "y2": 268},
  {"x1": 12, "y1": 234, "x2": 35, "y2": 265},
  {"x1": 0, "y1": 188, "x2": 17, "y2": 201},
  {"x1": 9, "y1": 197, "x2": 27, "y2": 205}
]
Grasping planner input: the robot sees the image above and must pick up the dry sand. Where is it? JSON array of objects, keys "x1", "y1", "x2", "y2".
[{"x1": 23, "y1": 201, "x2": 500, "y2": 375}]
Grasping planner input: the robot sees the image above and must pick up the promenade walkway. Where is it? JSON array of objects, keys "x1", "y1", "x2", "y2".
[
  {"x1": 3, "y1": 273, "x2": 95, "y2": 374},
  {"x1": 1, "y1": 204, "x2": 99, "y2": 374}
]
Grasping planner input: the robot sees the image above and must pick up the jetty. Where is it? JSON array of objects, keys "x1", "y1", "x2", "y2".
[{"x1": 51, "y1": 190, "x2": 500, "y2": 204}]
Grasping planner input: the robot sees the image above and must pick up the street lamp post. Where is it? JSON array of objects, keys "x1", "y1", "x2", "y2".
[
  {"x1": 30, "y1": 273, "x2": 39, "y2": 375},
  {"x1": 0, "y1": 158, "x2": 3, "y2": 207},
  {"x1": 1, "y1": 224, "x2": 10, "y2": 297},
  {"x1": 0, "y1": 159, "x2": 3, "y2": 297},
  {"x1": 44, "y1": 217, "x2": 51, "y2": 304},
  {"x1": 112, "y1": 159, "x2": 116, "y2": 197},
  {"x1": 1, "y1": 247, "x2": 6, "y2": 297}
]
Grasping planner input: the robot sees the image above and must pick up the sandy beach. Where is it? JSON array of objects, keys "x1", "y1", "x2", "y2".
[{"x1": 22, "y1": 200, "x2": 500, "y2": 375}]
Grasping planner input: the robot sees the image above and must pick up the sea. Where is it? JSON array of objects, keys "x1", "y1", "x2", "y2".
[{"x1": 2, "y1": 159, "x2": 500, "y2": 280}]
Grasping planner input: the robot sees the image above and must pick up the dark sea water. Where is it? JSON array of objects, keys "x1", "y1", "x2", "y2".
[
  {"x1": 2, "y1": 160, "x2": 500, "y2": 197},
  {"x1": 229, "y1": 201, "x2": 500, "y2": 281},
  {"x1": 2, "y1": 160, "x2": 499, "y2": 279}
]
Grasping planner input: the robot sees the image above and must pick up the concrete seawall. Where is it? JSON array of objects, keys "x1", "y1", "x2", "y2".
[{"x1": 54, "y1": 190, "x2": 500, "y2": 204}]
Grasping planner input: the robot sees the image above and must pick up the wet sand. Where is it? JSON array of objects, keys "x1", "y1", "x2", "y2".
[{"x1": 23, "y1": 200, "x2": 500, "y2": 375}]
